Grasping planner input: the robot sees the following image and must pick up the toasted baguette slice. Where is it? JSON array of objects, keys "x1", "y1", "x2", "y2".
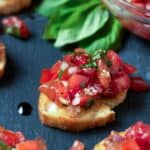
[
  {"x1": 0, "y1": 43, "x2": 6, "y2": 79},
  {"x1": 94, "y1": 132, "x2": 125, "y2": 150},
  {"x1": 0, "y1": 0, "x2": 31, "y2": 15},
  {"x1": 38, "y1": 90, "x2": 127, "y2": 132}
]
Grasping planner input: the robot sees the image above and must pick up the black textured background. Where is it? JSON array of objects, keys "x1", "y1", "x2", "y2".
[{"x1": 0, "y1": 11, "x2": 150, "y2": 150}]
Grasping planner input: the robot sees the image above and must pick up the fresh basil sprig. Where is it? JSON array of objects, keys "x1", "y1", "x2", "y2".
[
  {"x1": 37, "y1": 0, "x2": 123, "y2": 52},
  {"x1": 0, "y1": 141, "x2": 11, "y2": 150}
]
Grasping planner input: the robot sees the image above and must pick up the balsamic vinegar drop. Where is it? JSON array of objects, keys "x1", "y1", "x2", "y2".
[{"x1": 17, "y1": 102, "x2": 32, "y2": 116}]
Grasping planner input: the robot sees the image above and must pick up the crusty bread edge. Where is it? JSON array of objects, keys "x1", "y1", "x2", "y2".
[
  {"x1": 0, "y1": 0, "x2": 31, "y2": 15},
  {"x1": 38, "y1": 90, "x2": 127, "y2": 132},
  {"x1": 0, "y1": 43, "x2": 6, "y2": 79}
]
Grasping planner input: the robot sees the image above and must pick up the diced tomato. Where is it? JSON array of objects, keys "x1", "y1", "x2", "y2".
[
  {"x1": 130, "y1": 0, "x2": 147, "y2": 4},
  {"x1": 69, "y1": 88, "x2": 80, "y2": 101},
  {"x1": 112, "y1": 74, "x2": 130, "y2": 93},
  {"x1": 39, "y1": 83, "x2": 56, "y2": 101},
  {"x1": 40, "y1": 69, "x2": 51, "y2": 84},
  {"x1": 0, "y1": 127, "x2": 25, "y2": 147},
  {"x1": 61, "y1": 70, "x2": 70, "y2": 80},
  {"x1": 123, "y1": 63, "x2": 137, "y2": 74},
  {"x1": 120, "y1": 139, "x2": 140, "y2": 150},
  {"x1": 68, "y1": 74, "x2": 89, "y2": 90},
  {"x1": 107, "y1": 50, "x2": 124, "y2": 76},
  {"x1": 125, "y1": 122, "x2": 150, "y2": 150},
  {"x1": 72, "y1": 93, "x2": 91, "y2": 106},
  {"x1": 40, "y1": 61, "x2": 61, "y2": 84},
  {"x1": 49, "y1": 60, "x2": 62, "y2": 79},
  {"x1": 51, "y1": 80, "x2": 69, "y2": 105},
  {"x1": 130, "y1": 77, "x2": 150, "y2": 92},
  {"x1": 72, "y1": 53, "x2": 89, "y2": 66},
  {"x1": 84, "y1": 83, "x2": 103, "y2": 96},
  {"x1": 16, "y1": 138, "x2": 47, "y2": 150},
  {"x1": 81, "y1": 67, "x2": 96, "y2": 77},
  {"x1": 97, "y1": 59, "x2": 111, "y2": 89},
  {"x1": 103, "y1": 85, "x2": 116, "y2": 97},
  {"x1": 63, "y1": 54, "x2": 73, "y2": 64},
  {"x1": 69, "y1": 140, "x2": 85, "y2": 150}
]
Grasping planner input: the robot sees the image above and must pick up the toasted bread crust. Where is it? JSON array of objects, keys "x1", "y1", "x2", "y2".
[
  {"x1": 0, "y1": 43, "x2": 6, "y2": 79},
  {"x1": 0, "y1": 0, "x2": 31, "y2": 15},
  {"x1": 38, "y1": 90, "x2": 127, "y2": 132}
]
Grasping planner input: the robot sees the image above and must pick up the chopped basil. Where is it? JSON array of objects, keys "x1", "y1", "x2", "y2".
[
  {"x1": 106, "y1": 60, "x2": 112, "y2": 67},
  {"x1": 58, "y1": 70, "x2": 64, "y2": 79},
  {"x1": 80, "y1": 82, "x2": 86, "y2": 88},
  {"x1": 82, "y1": 61, "x2": 97, "y2": 68},
  {"x1": 92, "y1": 49, "x2": 106, "y2": 61},
  {"x1": 85, "y1": 99, "x2": 95, "y2": 108},
  {"x1": 0, "y1": 141, "x2": 11, "y2": 150}
]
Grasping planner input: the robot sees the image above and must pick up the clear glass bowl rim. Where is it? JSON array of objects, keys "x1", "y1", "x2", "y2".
[{"x1": 109, "y1": 0, "x2": 150, "y2": 21}]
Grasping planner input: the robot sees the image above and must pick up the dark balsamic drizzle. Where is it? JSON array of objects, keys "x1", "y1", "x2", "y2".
[{"x1": 17, "y1": 102, "x2": 33, "y2": 116}]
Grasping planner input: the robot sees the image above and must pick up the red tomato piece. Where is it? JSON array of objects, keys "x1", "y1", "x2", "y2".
[
  {"x1": 69, "y1": 140, "x2": 85, "y2": 150},
  {"x1": 81, "y1": 67, "x2": 96, "y2": 77},
  {"x1": 130, "y1": 0, "x2": 147, "y2": 4},
  {"x1": 125, "y1": 122, "x2": 150, "y2": 150},
  {"x1": 97, "y1": 59, "x2": 111, "y2": 89},
  {"x1": 49, "y1": 60, "x2": 62, "y2": 80},
  {"x1": 130, "y1": 77, "x2": 150, "y2": 92},
  {"x1": 2, "y1": 16, "x2": 30, "y2": 39},
  {"x1": 72, "y1": 93, "x2": 90, "y2": 106},
  {"x1": 107, "y1": 50, "x2": 124, "y2": 76},
  {"x1": 20, "y1": 22, "x2": 30, "y2": 39},
  {"x1": 103, "y1": 85, "x2": 116, "y2": 97},
  {"x1": 123, "y1": 63, "x2": 137, "y2": 74},
  {"x1": 63, "y1": 54, "x2": 73, "y2": 64},
  {"x1": 39, "y1": 83, "x2": 56, "y2": 101},
  {"x1": 72, "y1": 53, "x2": 89, "y2": 66},
  {"x1": 68, "y1": 74, "x2": 89, "y2": 90},
  {"x1": 120, "y1": 139, "x2": 140, "y2": 150},
  {"x1": 40, "y1": 69, "x2": 51, "y2": 84},
  {"x1": 16, "y1": 138, "x2": 47, "y2": 150},
  {"x1": 0, "y1": 127, "x2": 25, "y2": 147},
  {"x1": 40, "y1": 61, "x2": 62, "y2": 84},
  {"x1": 112, "y1": 74, "x2": 130, "y2": 93},
  {"x1": 61, "y1": 70, "x2": 70, "y2": 80}
]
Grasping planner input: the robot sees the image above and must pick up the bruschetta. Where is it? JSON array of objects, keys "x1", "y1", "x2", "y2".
[
  {"x1": 0, "y1": 0, "x2": 31, "y2": 15},
  {"x1": 38, "y1": 48, "x2": 149, "y2": 132},
  {"x1": 0, "y1": 126, "x2": 47, "y2": 150},
  {"x1": 94, "y1": 121, "x2": 150, "y2": 150},
  {"x1": 0, "y1": 42, "x2": 6, "y2": 79}
]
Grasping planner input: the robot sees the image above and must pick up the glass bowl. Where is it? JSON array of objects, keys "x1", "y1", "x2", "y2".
[{"x1": 102, "y1": 0, "x2": 150, "y2": 40}]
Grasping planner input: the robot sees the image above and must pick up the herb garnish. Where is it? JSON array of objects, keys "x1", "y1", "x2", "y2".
[
  {"x1": 58, "y1": 70, "x2": 64, "y2": 80},
  {"x1": 80, "y1": 82, "x2": 86, "y2": 88},
  {"x1": 92, "y1": 49, "x2": 106, "y2": 60},
  {"x1": 0, "y1": 141, "x2": 11, "y2": 150},
  {"x1": 81, "y1": 61, "x2": 97, "y2": 68},
  {"x1": 85, "y1": 99, "x2": 95, "y2": 108},
  {"x1": 37, "y1": 0, "x2": 122, "y2": 52},
  {"x1": 106, "y1": 60, "x2": 112, "y2": 67}
]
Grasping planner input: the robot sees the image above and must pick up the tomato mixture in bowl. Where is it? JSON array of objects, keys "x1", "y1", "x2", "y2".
[
  {"x1": 39, "y1": 49, "x2": 149, "y2": 108},
  {"x1": 102, "y1": 0, "x2": 150, "y2": 40}
]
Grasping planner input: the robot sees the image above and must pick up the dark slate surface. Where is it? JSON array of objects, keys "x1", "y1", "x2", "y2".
[{"x1": 0, "y1": 13, "x2": 150, "y2": 150}]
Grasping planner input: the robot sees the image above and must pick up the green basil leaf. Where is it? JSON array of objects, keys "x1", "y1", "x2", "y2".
[
  {"x1": 43, "y1": 5, "x2": 78, "y2": 39},
  {"x1": 79, "y1": 16, "x2": 123, "y2": 53},
  {"x1": 54, "y1": 5, "x2": 109, "y2": 47},
  {"x1": 0, "y1": 141, "x2": 11, "y2": 150},
  {"x1": 58, "y1": 70, "x2": 64, "y2": 80},
  {"x1": 37, "y1": 0, "x2": 69, "y2": 17},
  {"x1": 43, "y1": 1, "x2": 98, "y2": 39},
  {"x1": 85, "y1": 99, "x2": 95, "y2": 108}
]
